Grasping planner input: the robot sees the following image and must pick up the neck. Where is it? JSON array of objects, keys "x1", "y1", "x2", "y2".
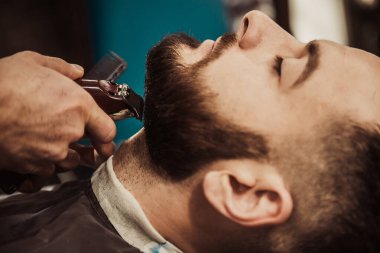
[{"x1": 113, "y1": 129, "x2": 199, "y2": 253}]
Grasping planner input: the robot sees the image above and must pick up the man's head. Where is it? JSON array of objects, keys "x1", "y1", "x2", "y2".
[{"x1": 142, "y1": 10, "x2": 380, "y2": 252}]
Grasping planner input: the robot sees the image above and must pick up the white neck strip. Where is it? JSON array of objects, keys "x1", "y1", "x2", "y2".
[{"x1": 91, "y1": 156, "x2": 183, "y2": 253}]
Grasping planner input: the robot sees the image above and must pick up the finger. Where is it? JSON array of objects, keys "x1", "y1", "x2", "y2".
[
  {"x1": 55, "y1": 149, "x2": 80, "y2": 171},
  {"x1": 35, "y1": 54, "x2": 84, "y2": 80},
  {"x1": 69, "y1": 144, "x2": 95, "y2": 168},
  {"x1": 92, "y1": 141, "x2": 116, "y2": 159},
  {"x1": 85, "y1": 149, "x2": 107, "y2": 168},
  {"x1": 18, "y1": 164, "x2": 55, "y2": 193},
  {"x1": 21, "y1": 161, "x2": 53, "y2": 176},
  {"x1": 85, "y1": 104, "x2": 117, "y2": 146},
  {"x1": 93, "y1": 149, "x2": 106, "y2": 168},
  {"x1": 69, "y1": 144, "x2": 109, "y2": 168}
]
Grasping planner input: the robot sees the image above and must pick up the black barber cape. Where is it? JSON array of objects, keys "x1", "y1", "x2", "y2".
[{"x1": 0, "y1": 181, "x2": 141, "y2": 253}]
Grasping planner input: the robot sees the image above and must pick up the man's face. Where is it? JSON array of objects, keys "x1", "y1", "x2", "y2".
[
  {"x1": 180, "y1": 11, "x2": 380, "y2": 141},
  {"x1": 142, "y1": 11, "x2": 380, "y2": 252}
]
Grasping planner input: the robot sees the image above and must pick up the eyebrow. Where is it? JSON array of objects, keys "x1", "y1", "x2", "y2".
[{"x1": 291, "y1": 40, "x2": 320, "y2": 88}]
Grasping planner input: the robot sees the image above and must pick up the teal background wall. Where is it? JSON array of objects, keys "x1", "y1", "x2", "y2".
[{"x1": 88, "y1": 0, "x2": 227, "y2": 145}]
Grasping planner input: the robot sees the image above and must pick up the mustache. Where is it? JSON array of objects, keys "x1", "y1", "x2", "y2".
[
  {"x1": 155, "y1": 32, "x2": 237, "y2": 55},
  {"x1": 166, "y1": 32, "x2": 237, "y2": 67},
  {"x1": 207, "y1": 33, "x2": 237, "y2": 61},
  {"x1": 213, "y1": 33, "x2": 237, "y2": 53},
  {"x1": 146, "y1": 32, "x2": 237, "y2": 75}
]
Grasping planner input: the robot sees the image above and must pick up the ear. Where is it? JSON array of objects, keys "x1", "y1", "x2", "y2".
[{"x1": 203, "y1": 160, "x2": 293, "y2": 227}]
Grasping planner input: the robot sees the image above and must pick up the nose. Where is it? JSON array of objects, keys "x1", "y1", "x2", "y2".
[{"x1": 238, "y1": 11, "x2": 299, "y2": 50}]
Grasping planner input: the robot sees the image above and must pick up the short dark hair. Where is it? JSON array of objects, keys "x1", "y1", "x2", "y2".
[
  {"x1": 215, "y1": 122, "x2": 380, "y2": 253},
  {"x1": 144, "y1": 33, "x2": 268, "y2": 179},
  {"x1": 289, "y1": 123, "x2": 380, "y2": 253}
]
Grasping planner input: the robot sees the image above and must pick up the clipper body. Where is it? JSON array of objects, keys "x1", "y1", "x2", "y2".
[{"x1": 77, "y1": 79, "x2": 143, "y2": 120}]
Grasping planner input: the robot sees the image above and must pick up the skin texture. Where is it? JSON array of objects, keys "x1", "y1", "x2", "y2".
[
  {"x1": 0, "y1": 51, "x2": 116, "y2": 192},
  {"x1": 183, "y1": 11, "x2": 380, "y2": 138},
  {"x1": 114, "y1": 11, "x2": 380, "y2": 253}
]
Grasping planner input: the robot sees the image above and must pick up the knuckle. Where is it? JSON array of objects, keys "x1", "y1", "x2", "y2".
[
  {"x1": 69, "y1": 127, "x2": 85, "y2": 141},
  {"x1": 16, "y1": 50, "x2": 41, "y2": 60},
  {"x1": 45, "y1": 57, "x2": 80, "y2": 78},
  {"x1": 48, "y1": 55, "x2": 66, "y2": 63},
  {"x1": 49, "y1": 145, "x2": 68, "y2": 161},
  {"x1": 82, "y1": 91, "x2": 94, "y2": 104},
  {"x1": 91, "y1": 115, "x2": 116, "y2": 143},
  {"x1": 104, "y1": 124, "x2": 117, "y2": 141},
  {"x1": 24, "y1": 163, "x2": 41, "y2": 174},
  {"x1": 78, "y1": 92, "x2": 95, "y2": 113},
  {"x1": 49, "y1": 56, "x2": 70, "y2": 67}
]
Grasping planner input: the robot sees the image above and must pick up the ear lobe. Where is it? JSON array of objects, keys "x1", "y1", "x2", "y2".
[{"x1": 203, "y1": 162, "x2": 293, "y2": 228}]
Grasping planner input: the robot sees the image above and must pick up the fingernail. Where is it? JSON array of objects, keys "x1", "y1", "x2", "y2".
[{"x1": 71, "y1": 64, "x2": 84, "y2": 72}]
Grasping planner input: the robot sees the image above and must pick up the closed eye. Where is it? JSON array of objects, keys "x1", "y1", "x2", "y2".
[{"x1": 274, "y1": 56, "x2": 283, "y2": 76}]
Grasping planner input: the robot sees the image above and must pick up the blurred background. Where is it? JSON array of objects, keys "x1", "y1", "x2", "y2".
[
  {"x1": 0, "y1": 0, "x2": 379, "y2": 189},
  {"x1": 0, "y1": 0, "x2": 379, "y2": 142}
]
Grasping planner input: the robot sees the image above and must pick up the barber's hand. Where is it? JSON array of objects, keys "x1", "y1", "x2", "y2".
[{"x1": 0, "y1": 51, "x2": 116, "y2": 192}]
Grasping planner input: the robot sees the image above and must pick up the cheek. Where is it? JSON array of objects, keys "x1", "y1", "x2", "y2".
[
  {"x1": 299, "y1": 66, "x2": 380, "y2": 125},
  {"x1": 207, "y1": 69, "x2": 285, "y2": 131}
]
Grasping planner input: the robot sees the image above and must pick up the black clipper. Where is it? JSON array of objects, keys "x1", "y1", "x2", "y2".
[{"x1": 77, "y1": 52, "x2": 144, "y2": 120}]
